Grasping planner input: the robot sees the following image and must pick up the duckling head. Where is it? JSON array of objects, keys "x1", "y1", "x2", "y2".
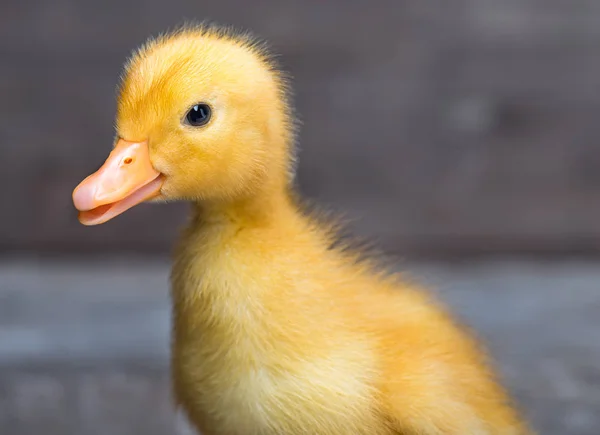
[{"x1": 73, "y1": 25, "x2": 295, "y2": 225}]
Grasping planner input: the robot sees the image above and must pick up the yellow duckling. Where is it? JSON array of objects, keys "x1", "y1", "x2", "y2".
[{"x1": 73, "y1": 25, "x2": 533, "y2": 435}]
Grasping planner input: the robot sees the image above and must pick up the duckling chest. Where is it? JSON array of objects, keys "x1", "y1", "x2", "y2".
[
  {"x1": 172, "y1": 332, "x2": 386, "y2": 435},
  {"x1": 170, "y1": 255, "x2": 386, "y2": 434}
]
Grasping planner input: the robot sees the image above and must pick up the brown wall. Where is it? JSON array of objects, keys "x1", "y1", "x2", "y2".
[{"x1": 3, "y1": 0, "x2": 600, "y2": 257}]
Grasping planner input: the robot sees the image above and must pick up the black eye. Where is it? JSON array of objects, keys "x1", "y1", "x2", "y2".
[{"x1": 185, "y1": 104, "x2": 211, "y2": 127}]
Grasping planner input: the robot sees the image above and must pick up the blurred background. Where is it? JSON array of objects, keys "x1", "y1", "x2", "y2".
[{"x1": 2, "y1": 0, "x2": 600, "y2": 434}]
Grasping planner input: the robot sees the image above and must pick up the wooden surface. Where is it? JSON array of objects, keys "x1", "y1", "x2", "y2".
[
  {"x1": 1, "y1": 259, "x2": 600, "y2": 434},
  {"x1": 3, "y1": 0, "x2": 600, "y2": 256}
]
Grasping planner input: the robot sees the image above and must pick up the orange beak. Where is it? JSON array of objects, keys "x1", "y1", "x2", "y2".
[{"x1": 72, "y1": 139, "x2": 164, "y2": 225}]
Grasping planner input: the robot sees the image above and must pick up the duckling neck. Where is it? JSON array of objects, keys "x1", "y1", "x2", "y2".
[
  {"x1": 173, "y1": 148, "x2": 304, "y2": 327},
  {"x1": 172, "y1": 183, "x2": 303, "y2": 334},
  {"x1": 191, "y1": 184, "x2": 296, "y2": 229}
]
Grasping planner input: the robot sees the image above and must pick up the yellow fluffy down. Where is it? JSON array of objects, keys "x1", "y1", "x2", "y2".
[{"x1": 112, "y1": 24, "x2": 534, "y2": 435}]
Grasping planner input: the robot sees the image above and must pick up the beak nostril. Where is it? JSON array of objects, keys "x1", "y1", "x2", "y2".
[{"x1": 123, "y1": 157, "x2": 133, "y2": 165}]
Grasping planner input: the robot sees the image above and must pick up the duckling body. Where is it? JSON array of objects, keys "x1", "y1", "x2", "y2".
[
  {"x1": 170, "y1": 200, "x2": 527, "y2": 435},
  {"x1": 73, "y1": 25, "x2": 533, "y2": 435}
]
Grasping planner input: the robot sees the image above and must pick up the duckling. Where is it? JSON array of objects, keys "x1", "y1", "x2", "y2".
[{"x1": 72, "y1": 25, "x2": 533, "y2": 435}]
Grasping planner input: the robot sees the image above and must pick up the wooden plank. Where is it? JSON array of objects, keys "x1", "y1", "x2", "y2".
[{"x1": 3, "y1": 0, "x2": 600, "y2": 255}]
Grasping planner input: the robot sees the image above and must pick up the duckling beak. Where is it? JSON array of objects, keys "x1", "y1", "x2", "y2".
[{"x1": 72, "y1": 139, "x2": 164, "y2": 225}]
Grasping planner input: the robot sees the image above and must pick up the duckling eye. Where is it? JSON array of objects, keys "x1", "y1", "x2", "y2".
[{"x1": 185, "y1": 104, "x2": 211, "y2": 127}]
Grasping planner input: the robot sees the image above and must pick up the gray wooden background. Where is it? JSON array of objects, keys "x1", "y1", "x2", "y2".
[{"x1": 3, "y1": 0, "x2": 600, "y2": 257}]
